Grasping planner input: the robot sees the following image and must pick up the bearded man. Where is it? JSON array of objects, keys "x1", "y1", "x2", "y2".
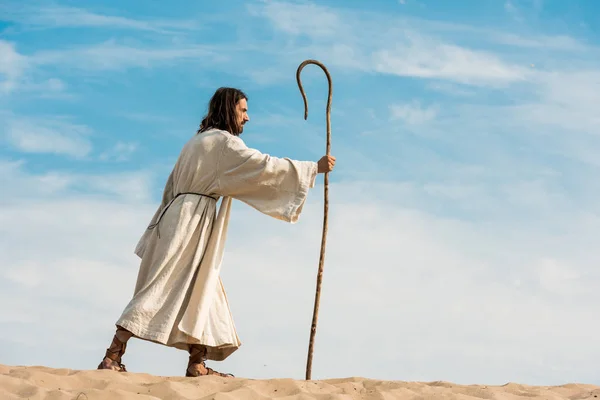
[{"x1": 97, "y1": 87, "x2": 336, "y2": 377}]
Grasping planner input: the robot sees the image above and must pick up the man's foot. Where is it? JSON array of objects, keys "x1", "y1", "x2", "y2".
[
  {"x1": 98, "y1": 356, "x2": 127, "y2": 372},
  {"x1": 186, "y1": 361, "x2": 234, "y2": 378},
  {"x1": 186, "y1": 344, "x2": 234, "y2": 378},
  {"x1": 97, "y1": 327, "x2": 131, "y2": 372}
]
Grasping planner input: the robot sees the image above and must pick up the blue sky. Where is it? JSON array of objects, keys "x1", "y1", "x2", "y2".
[{"x1": 1, "y1": 0, "x2": 600, "y2": 386}]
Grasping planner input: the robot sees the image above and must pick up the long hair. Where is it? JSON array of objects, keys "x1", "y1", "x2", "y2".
[{"x1": 197, "y1": 87, "x2": 247, "y2": 136}]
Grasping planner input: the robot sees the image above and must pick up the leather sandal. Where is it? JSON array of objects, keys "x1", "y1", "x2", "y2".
[
  {"x1": 186, "y1": 345, "x2": 234, "y2": 378},
  {"x1": 97, "y1": 335, "x2": 128, "y2": 372}
]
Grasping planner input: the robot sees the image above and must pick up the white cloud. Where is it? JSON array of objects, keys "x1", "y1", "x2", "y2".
[
  {"x1": 0, "y1": 159, "x2": 154, "y2": 202},
  {"x1": 390, "y1": 101, "x2": 437, "y2": 125},
  {"x1": 0, "y1": 40, "x2": 69, "y2": 97},
  {"x1": 504, "y1": 0, "x2": 521, "y2": 21},
  {"x1": 504, "y1": 0, "x2": 546, "y2": 23},
  {"x1": 251, "y1": 2, "x2": 531, "y2": 87},
  {"x1": 0, "y1": 40, "x2": 28, "y2": 93},
  {"x1": 0, "y1": 4, "x2": 196, "y2": 33},
  {"x1": 4, "y1": 263, "x2": 43, "y2": 289},
  {"x1": 4, "y1": 117, "x2": 92, "y2": 158},
  {"x1": 249, "y1": 2, "x2": 342, "y2": 38},
  {"x1": 426, "y1": 82, "x2": 477, "y2": 96},
  {"x1": 122, "y1": 113, "x2": 174, "y2": 124},
  {"x1": 371, "y1": 56, "x2": 600, "y2": 175},
  {"x1": 373, "y1": 42, "x2": 528, "y2": 86},
  {"x1": 84, "y1": 172, "x2": 153, "y2": 201},
  {"x1": 0, "y1": 6, "x2": 219, "y2": 91},
  {"x1": 32, "y1": 40, "x2": 221, "y2": 71},
  {"x1": 535, "y1": 258, "x2": 583, "y2": 296},
  {"x1": 491, "y1": 33, "x2": 588, "y2": 51},
  {"x1": 534, "y1": 71, "x2": 600, "y2": 124},
  {"x1": 28, "y1": 77, "x2": 67, "y2": 93},
  {"x1": 99, "y1": 141, "x2": 138, "y2": 162}
]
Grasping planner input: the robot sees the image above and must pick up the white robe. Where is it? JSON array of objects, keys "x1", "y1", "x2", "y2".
[{"x1": 116, "y1": 128, "x2": 318, "y2": 361}]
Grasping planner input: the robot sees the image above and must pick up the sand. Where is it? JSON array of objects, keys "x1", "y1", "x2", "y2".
[{"x1": 1, "y1": 364, "x2": 598, "y2": 400}]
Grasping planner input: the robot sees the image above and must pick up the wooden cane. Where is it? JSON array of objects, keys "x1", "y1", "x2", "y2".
[{"x1": 296, "y1": 59, "x2": 332, "y2": 381}]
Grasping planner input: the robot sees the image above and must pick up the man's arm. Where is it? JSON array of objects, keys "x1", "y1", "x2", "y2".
[{"x1": 215, "y1": 136, "x2": 329, "y2": 223}]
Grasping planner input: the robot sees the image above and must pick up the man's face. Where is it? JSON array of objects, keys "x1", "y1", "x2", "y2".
[{"x1": 236, "y1": 98, "x2": 249, "y2": 134}]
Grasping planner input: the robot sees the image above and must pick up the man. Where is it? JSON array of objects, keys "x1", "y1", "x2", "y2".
[{"x1": 98, "y1": 87, "x2": 336, "y2": 377}]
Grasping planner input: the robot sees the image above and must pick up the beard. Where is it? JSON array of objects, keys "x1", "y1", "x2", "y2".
[{"x1": 236, "y1": 122, "x2": 245, "y2": 135}]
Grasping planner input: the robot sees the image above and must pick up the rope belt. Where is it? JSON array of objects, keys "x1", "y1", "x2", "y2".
[{"x1": 147, "y1": 192, "x2": 218, "y2": 238}]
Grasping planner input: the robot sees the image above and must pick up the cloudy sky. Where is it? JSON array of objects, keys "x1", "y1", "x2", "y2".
[{"x1": 1, "y1": 0, "x2": 600, "y2": 386}]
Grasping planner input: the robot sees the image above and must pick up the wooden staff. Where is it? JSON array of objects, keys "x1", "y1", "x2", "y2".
[{"x1": 296, "y1": 59, "x2": 332, "y2": 381}]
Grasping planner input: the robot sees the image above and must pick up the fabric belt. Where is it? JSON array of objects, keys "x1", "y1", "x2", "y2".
[{"x1": 147, "y1": 192, "x2": 218, "y2": 238}]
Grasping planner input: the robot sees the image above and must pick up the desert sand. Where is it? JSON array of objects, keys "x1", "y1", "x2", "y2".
[{"x1": 1, "y1": 364, "x2": 598, "y2": 400}]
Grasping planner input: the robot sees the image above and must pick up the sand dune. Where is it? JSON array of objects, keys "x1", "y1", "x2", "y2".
[{"x1": 1, "y1": 364, "x2": 598, "y2": 400}]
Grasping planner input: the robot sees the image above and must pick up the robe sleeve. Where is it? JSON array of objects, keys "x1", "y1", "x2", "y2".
[{"x1": 216, "y1": 135, "x2": 318, "y2": 223}]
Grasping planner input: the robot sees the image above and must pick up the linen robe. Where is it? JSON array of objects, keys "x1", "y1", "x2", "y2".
[{"x1": 116, "y1": 128, "x2": 318, "y2": 361}]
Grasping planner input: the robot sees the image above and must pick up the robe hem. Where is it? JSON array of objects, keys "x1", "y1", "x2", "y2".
[{"x1": 116, "y1": 320, "x2": 240, "y2": 361}]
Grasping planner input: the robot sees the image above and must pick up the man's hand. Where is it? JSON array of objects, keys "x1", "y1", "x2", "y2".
[{"x1": 317, "y1": 155, "x2": 336, "y2": 173}]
